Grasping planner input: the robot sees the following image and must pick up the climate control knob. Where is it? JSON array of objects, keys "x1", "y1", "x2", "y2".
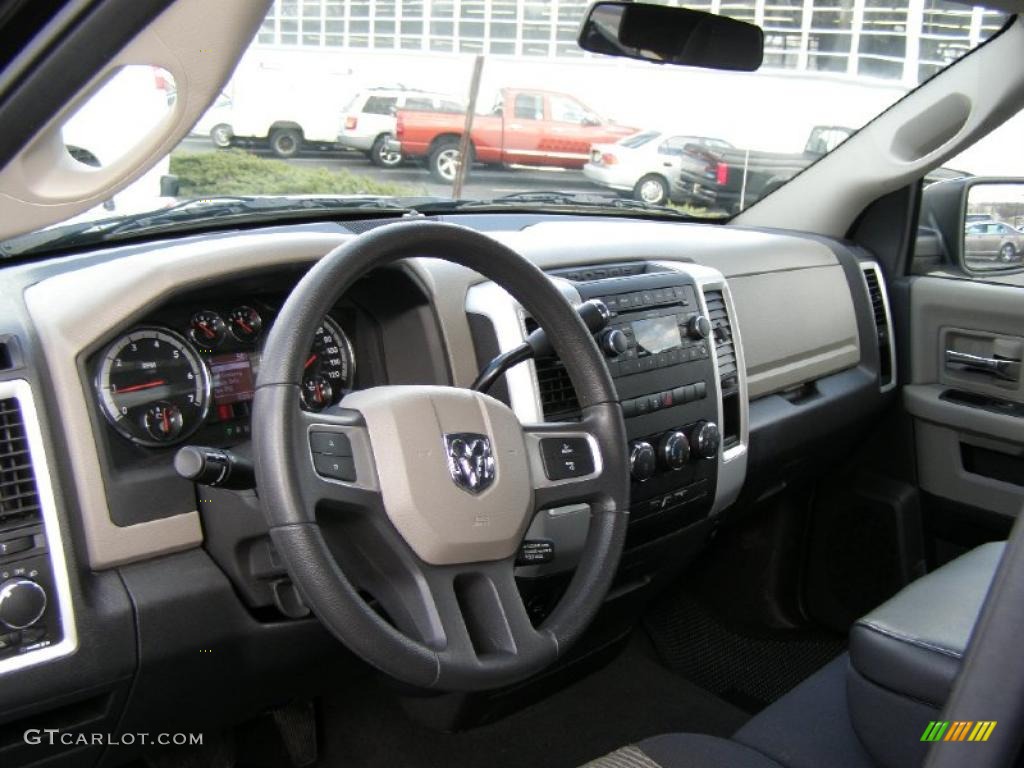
[
  {"x1": 659, "y1": 431, "x2": 691, "y2": 470},
  {"x1": 687, "y1": 314, "x2": 712, "y2": 340},
  {"x1": 600, "y1": 329, "x2": 629, "y2": 357},
  {"x1": 691, "y1": 421, "x2": 721, "y2": 461},
  {"x1": 629, "y1": 441, "x2": 657, "y2": 482},
  {"x1": 0, "y1": 578, "x2": 47, "y2": 630}
]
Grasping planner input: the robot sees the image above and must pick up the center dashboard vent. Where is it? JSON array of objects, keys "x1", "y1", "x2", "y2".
[
  {"x1": 0, "y1": 397, "x2": 41, "y2": 524},
  {"x1": 862, "y1": 265, "x2": 894, "y2": 391},
  {"x1": 703, "y1": 290, "x2": 737, "y2": 394},
  {"x1": 525, "y1": 317, "x2": 582, "y2": 421}
]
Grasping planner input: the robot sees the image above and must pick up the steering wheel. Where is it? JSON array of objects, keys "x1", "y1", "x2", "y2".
[{"x1": 253, "y1": 221, "x2": 629, "y2": 691}]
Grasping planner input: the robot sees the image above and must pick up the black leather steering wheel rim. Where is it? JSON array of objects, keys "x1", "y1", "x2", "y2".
[{"x1": 253, "y1": 220, "x2": 629, "y2": 691}]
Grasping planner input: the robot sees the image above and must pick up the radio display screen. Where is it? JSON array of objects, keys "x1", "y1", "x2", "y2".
[
  {"x1": 210, "y1": 352, "x2": 256, "y2": 405},
  {"x1": 632, "y1": 317, "x2": 682, "y2": 355}
]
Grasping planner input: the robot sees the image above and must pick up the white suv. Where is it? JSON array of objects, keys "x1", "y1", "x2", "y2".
[{"x1": 338, "y1": 87, "x2": 465, "y2": 168}]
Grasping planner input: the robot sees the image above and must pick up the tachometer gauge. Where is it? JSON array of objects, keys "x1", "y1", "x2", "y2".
[
  {"x1": 189, "y1": 310, "x2": 227, "y2": 350},
  {"x1": 228, "y1": 306, "x2": 263, "y2": 344},
  {"x1": 301, "y1": 317, "x2": 355, "y2": 412},
  {"x1": 96, "y1": 328, "x2": 211, "y2": 447}
]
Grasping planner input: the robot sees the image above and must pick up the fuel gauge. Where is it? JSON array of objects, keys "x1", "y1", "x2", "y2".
[
  {"x1": 143, "y1": 402, "x2": 185, "y2": 443},
  {"x1": 189, "y1": 310, "x2": 227, "y2": 349},
  {"x1": 228, "y1": 306, "x2": 263, "y2": 343}
]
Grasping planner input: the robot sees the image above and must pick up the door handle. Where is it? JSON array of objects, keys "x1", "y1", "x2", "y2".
[{"x1": 946, "y1": 350, "x2": 1021, "y2": 382}]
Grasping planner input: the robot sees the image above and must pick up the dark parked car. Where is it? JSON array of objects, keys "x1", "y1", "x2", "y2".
[{"x1": 674, "y1": 126, "x2": 852, "y2": 213}]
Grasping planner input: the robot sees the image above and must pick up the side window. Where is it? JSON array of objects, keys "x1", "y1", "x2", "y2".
[
  {"x1": 916, "y1": 116, "x2": 1024, "y2": 283},
  {"x1": 513, "y1": 94, "x2": 544, "y2": 120},
  {"x1": 549, "y1": 96, "x2": 587, "y2": 124},
  {"x1": 404, "y1": 97, "x2": 434, "y2": 111},
  {"x1": 440, "y1": 100, "x2": 464, "y2": 114},
  {"x1": 658, "y1": 136, "x2": 694, "y2": 155},
  {"x1": 363, "y1": 96, "x2": 398, "y2": 116}
]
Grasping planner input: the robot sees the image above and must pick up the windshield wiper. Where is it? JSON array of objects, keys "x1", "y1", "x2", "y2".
[
  {"x1": 1, "y1": 195, "x2": 422, "y2": 259},
  {"x1": 418, "y1": 190, "x2": 691, "y2": 217}
]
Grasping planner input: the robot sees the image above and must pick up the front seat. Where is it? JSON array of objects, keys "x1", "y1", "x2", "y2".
[{"x1": 583, "y1": 542, "x2": 1004, "y2": 768}]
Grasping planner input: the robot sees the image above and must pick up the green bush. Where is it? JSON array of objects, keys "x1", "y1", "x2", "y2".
[{"x1": 170, "y1": 149, "x2": 419, "y2": 197}]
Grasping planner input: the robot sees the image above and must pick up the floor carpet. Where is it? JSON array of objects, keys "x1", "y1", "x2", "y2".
[{"x1": 319, "y1": 636, "x2": 749, "y2": 768}]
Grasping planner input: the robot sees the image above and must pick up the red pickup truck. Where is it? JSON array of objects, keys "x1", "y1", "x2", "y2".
[{"x1": 389, "y1": 88, "x2": 637, "y2": 183}]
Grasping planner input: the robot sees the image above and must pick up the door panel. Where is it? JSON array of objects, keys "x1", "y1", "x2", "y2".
[{"x1": 905, "y1": 276, "x2": 1024, "y2": 517}]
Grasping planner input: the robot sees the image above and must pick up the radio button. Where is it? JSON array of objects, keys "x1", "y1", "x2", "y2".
[
  {"x1": 695, "y1": 382, "x2": 707, "y2": 399},
  {"x1": 0, "y1": 537, "x2": 33, "y2": 558}
]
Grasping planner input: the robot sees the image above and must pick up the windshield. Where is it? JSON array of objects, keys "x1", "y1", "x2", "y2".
[{"x1": 1, "y1": 0, "x2": 1013, "y2": 256}]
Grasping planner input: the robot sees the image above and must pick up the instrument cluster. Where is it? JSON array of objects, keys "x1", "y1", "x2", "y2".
[{"x1": 93, "y1": 302, "x2": 355, "y2": 447}]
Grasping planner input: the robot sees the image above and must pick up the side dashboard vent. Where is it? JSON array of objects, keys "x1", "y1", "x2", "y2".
[
  {"x1": 704, "y1": 290, "x2": 738, "y2": 394},
  {"x1": 0, "y1": 397, "x2": 42, "y2": 523},
  {"x1": 862, "y1": 265, "x2": 895, "y2": 390}
]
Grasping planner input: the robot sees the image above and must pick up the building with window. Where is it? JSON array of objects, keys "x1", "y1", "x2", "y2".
[{"x1": 255, "y1": 0, "x2": 1005, "y2": 86}]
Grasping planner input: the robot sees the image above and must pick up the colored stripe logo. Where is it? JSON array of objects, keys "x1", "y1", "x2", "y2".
[{"x1": 921, "y1": 721, "x2": 997, "y2": 742}]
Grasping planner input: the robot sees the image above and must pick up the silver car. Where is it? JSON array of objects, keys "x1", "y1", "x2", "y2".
[{"x1": 584, "y1": 131, "x2": 732, "y2": 205}]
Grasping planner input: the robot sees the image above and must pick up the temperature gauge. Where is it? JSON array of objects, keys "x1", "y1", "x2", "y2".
[
  {"x1": 228, "y1": 306, "x2": 263, "y2": 343},
  {"x1": 189, "y1": 311, "x2": 226, "y2": 350}
]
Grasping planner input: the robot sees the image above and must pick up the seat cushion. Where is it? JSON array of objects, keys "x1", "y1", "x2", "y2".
[
  {"x1": 849, "y1": 541, "x2": 1002, "y2": 707},
  {"x1": 582, "y1": 735, "x2": 783, "y2": 768},
  {"x1": 735, "y1": 655, "x2": 876, "y2": 768}
]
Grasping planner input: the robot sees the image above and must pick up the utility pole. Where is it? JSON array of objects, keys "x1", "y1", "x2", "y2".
[{"x1": 452, "y1": 55, "x2": 485, "y2": 199}]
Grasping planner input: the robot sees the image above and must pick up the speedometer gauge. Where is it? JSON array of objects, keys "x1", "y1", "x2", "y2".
[
  {"x1": 96, "y1": 327, "x2": 210, "y2": 447},
  {"x1": 301, "y1": 317, "x2": 355, "y2": 411}
]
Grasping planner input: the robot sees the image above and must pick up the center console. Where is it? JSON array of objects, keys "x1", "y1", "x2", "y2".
[{"x1": 466, "y1": 260, "x2": 748, "y2": 574}]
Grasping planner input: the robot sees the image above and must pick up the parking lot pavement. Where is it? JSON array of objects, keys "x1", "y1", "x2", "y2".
[{"x1": 174, "y1": 136, "x2": 609, "y2": 201}]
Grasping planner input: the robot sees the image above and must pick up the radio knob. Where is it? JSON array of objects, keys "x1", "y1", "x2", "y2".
[
  {"x1": 600, "y1": 329, "x2": 629, "y2": 357},
  {"x1": 659, "y1": 431, "x2": 691, "y2": 470},
  {"x1": 629, "y1": 441, "x2": 657, "y2": 482},
  {"x1": 0, "y1": 578, "x2": 47, "y2": 630},
  {"x1": 687, "y1": 314, "x2": 712, "y2": 340},
  {"x1": 691, "y1": 421, "x2": 721, "y2": 461}
]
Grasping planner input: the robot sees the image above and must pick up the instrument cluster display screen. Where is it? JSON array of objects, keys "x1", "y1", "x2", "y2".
[
  {"x1": 210, "y1": 352, "x2": 257, "y2": 405},
  {"x1": 632, "y1": 316, "x2": 682, "y2": 355}
]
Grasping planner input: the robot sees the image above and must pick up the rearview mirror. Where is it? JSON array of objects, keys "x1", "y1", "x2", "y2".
[
  {"x1": 963, "y1": 182, "x2": 1024, "y2": 271},
  {"x1": 578, "y1": 1, "x2": 764, "y2": 72}
]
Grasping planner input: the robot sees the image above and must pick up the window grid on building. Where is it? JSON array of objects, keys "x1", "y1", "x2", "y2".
[{"x1": 257, "y1": 0, "x2": 1006, "y2": 84}]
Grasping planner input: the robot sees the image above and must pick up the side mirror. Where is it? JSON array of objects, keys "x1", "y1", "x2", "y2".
[
  {"x1": 577, "y1": 1, "x2": 764, "y2": 72},
  {"x1": 920, "y1": 177, "x2": 1024, "y2": 275}
]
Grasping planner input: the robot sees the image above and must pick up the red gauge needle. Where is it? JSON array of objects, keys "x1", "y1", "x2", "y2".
[
  {"x1": 238, "y1": 319, "x2": 254, "y2": 334},
  {"x1": 115, "y1": 379, "x2": 167, "y2": 394},
  {"x1": 197, "y1": 322, "x2": 216, "y2": 339},
  {"x1": 161, "y1": 408, "x2": 171, "y2": 435},
  {"x1": 304, "y1": 354, "x2": 317, "y2": 369}
]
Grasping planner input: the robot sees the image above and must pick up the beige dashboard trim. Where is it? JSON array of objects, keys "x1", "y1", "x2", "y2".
[
  {"x1": 21, "y1": 221, "x2": 858, "y2": 569},
  {"x1": 24, "y1": 231, "x2": 351, "y2": 569}
]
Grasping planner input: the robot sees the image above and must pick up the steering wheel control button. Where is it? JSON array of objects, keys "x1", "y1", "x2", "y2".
[
  {"x1": 540, "y1": 437, "x2": 594, "y2": 481},
  {"x1": 516, "y1": 540, "x2": 555, "y2": 566},
  {"x1": 313, "y1": 453, "x2": 356, "y2": 483},
  {"x1": 0, "y1": 578, "x2": 47, "y2": 630},
  {"x1": 309, "y1": 431, "x2": 352, "y2": 457}
]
